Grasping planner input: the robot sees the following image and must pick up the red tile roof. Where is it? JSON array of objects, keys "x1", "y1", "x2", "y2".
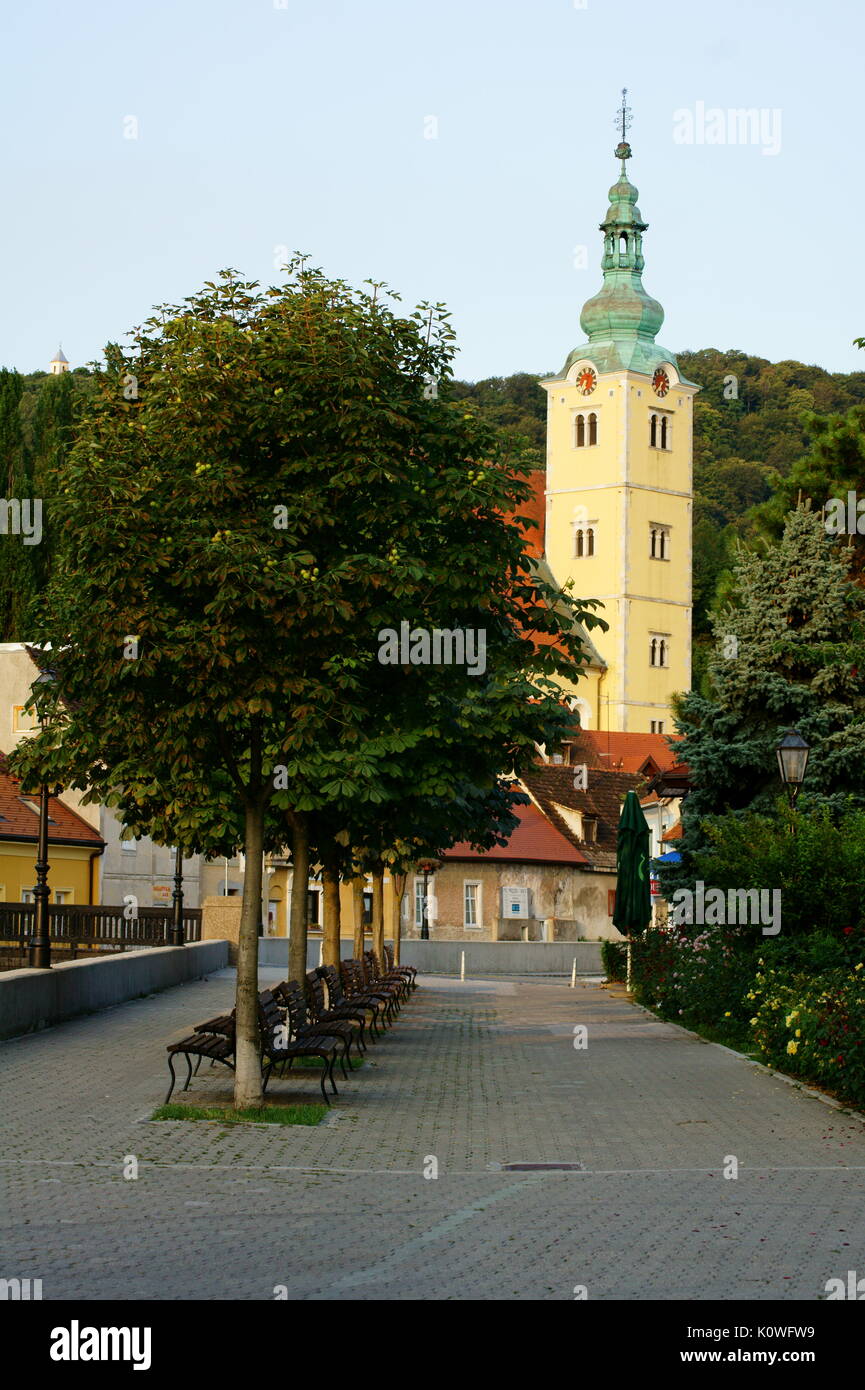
[
  {"x1": 0, "y1": 759, "x2": 104, "y2": 847},
  {"x1": 505, "y1": 470, "x2": 546, "y2": 559},
  {"x1": 567, "y1": 730, "x2": 681, "y2": 775},
  {"x1": 444, "y1": 799, "x2": 588, "y2": 866}
]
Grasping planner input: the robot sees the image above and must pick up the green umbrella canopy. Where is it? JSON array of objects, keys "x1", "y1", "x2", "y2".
[{"x1": 612, "y1": 789, "x2": 652, "y2": 936}]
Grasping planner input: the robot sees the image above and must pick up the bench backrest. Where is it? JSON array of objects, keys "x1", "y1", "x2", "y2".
[
  {"x1": 279, "y1": 980, "x2": 310, "y2": 1033},
  {"x1": 339, "y1": 959, "x2": 359, "y2": 997},
  {"x1": 317, "y1": 963, "x2": 342, "y2": 1008},
  {"x1": 305, "y1": 972, "x2": 328, "y2": 1022},
  {"x1": 258, "y1": 990, "x2": 289, "y2": 1051},
  {"x1": 363, "y1": 951, "x2": 384, "y2": 985}
]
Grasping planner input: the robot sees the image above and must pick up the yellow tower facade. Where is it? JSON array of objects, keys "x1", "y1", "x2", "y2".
[{"x1": 541, "y1": 130, "x2": 698, "y2": 735}]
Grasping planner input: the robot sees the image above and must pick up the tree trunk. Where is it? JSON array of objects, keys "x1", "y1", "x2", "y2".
[
  {"x1": 392, "y1": 871, "x2": 407, "y2": 966},
  {"x1": 288, "y1": 812, "x2": 309, "y2": 985},
  {"x1": 352, "y1": 872, "x2": 365, "y2": 958},
  {"x1": 371, "y1": 861, "x2": 384, "y2": 966},
  {"x1": 234, "y1": 797, "x2": 264, "y2": 1109},
  {"x1": 322, "y1": 859, "x2": 341, "y2": 968}
]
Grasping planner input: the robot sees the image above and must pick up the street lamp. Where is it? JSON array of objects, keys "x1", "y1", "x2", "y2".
[
  {"x1": 28, "y1": 671, "x2": 56, "y2": 969},
  {"x1": 418, "y1": 860, "x2": 437, "y2": 940},
  {"x1": 170, "y1": 845, "x2": 185, "y2": 947},
  {"x1": 776, "y1": 729, "x2": 810, "y2": 812}
]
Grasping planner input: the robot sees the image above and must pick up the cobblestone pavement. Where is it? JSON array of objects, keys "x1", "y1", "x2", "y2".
[{"x1": 2, "y1": 968, "x2": 865, "y2": 1301}]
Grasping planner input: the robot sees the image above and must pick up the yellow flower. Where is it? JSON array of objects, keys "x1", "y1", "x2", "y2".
[
  {"x1": 786, "y1": 1040, "x2": 798, "y2": 1055},
  {"x1": 750, "y1": 1017, "x2": 758, "y2": 1026},
  {"x1": 795, "y1": 1029, "x2": 801, "y2": 1038},
  {"x1": 856, "y1": 963, "x2": 863, "y2": 972},
  {"x1": 724, "y1": 1011, "x2": 731, "y2": 1017}
]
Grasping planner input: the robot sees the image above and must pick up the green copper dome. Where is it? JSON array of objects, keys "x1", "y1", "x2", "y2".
[{"x1": 562, "y1": 140, "x2": 694, "y2": 382}]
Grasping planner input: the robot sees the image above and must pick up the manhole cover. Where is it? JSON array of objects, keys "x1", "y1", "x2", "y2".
[{"x1": 502, "y1": 1162, "x2": 585, "y2": 1171}]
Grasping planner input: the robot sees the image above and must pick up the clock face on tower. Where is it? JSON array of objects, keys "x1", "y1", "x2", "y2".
[
  {"x1": 578, "y1": 367, "x2": 597, "y2": 396},
  {"x1": 652, "y1": 367, "x2": 670, "y2": 398}
]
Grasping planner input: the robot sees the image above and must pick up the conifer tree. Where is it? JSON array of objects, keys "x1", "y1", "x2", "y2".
[{"x1": 666, "y1": 504, "x2": 865, "y2": 891}]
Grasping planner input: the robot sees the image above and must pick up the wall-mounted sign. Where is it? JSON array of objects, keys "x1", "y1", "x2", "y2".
[{"x1": 501, "y1": 886, "x2": 530, "y2": 919}]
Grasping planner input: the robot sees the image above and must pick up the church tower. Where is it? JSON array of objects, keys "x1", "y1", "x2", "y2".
[
  {"x1": 50, "y1": 346, "x2": 69, "y2": 375},
  {"x1": 541, "y1": 103, "x2": 698, "y2": 735}
]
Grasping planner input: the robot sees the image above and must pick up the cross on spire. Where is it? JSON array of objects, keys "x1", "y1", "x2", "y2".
[{"x1": 615, "y1": 87, "x2": 632, "y2": 142}]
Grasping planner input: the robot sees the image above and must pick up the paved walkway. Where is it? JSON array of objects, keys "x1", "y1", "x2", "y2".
[{"x1": 2, "y1": 969, "x2": 865, "y2": 1300}]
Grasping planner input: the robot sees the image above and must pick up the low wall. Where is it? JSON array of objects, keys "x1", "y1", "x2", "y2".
[
  {"x1": 255, "y1": 936, "x2": 603, "y2": 977},
  {"x1": 397, "y1": 940, "x2": 604, "y2": 976},
  {"x1": 0, "y1": 940, "x2": 229, "y2": 1040}
]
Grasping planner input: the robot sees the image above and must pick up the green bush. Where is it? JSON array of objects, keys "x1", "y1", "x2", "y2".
[
  {"x1": 601, "y1": 939, "x2": 627, "y2": 982},
  {"x1": 691, "y1": 807, "x2": 865, "y2": 939}
]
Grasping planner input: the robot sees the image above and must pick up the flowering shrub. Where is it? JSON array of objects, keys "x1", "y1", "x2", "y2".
[
  {"x1": 747, "y1": 960, "x2": 865, "y2": 1107},
  {"x1": 630, "y1": 927, "x2": 757, "y2": 1041}
]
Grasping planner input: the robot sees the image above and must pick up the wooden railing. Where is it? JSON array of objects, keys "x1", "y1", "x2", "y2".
[{"x1": 0, "y1": 902, "x2": 202, "y2": 967}]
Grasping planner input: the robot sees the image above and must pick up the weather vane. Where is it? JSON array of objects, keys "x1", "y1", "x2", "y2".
[{"x1": 615, "y1": 87, "x2": 632, "y2": 142}]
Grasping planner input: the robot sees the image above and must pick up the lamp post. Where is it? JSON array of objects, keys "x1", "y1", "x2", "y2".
[
  {"x1": 418, "y1": 860, "x2": 436, "y2": 940},
  {"x1": 776, "y1": 728, "x2": 810, "y2": 826},
  {"x1": 28, "y1": 671, "x2": 56, "y2": 970},
  {"x1": 170, "y1": 847, "x2": 185, "y2": 947}
]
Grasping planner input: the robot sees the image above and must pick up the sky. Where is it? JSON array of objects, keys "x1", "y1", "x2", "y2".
[{"x1": 1, "y1": 0, "x2": 861, "y2": 382}]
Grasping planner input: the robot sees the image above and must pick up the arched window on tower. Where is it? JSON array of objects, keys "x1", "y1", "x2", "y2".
[
  {"x1": 619, "y1": 233, "x2": 628, "y2": 256},
  {"x1": 586, "y1": 527, "x2": 595, "y2": 556},
  {"x1": 659, "y1": 638, "x2": 668, "y2": 667},
  {"x1": 660, "y1": 416, "x2": 668, "y2": 449},
  {"x1": 576, "y1": 414, "x2": 585, "y2": 448},
  {"x1": 650, "y1": 637, "x2": 658, "y2": 667},
  {"x1": 575, "y1": 529, "x2": 584, "y2": 557},
  {"x1": 588, "y1": 412, "x2": 598, "y2": 446},
  {"x1": 650, "y1": 528, "x2": 657, "y2": 559},
  {"x1": 650, "y1": 414, "x2": 658, "y2": 448}
]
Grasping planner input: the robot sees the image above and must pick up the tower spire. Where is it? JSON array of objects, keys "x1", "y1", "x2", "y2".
[
  {"x1": 558, "y1": 95, "x2": 695, "y2": 382},
  {"x1": 616, "y1": 87, "x2": 632, "y2": 145}
]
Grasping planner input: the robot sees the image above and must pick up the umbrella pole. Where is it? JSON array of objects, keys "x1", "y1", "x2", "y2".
[{"x1": 626, "y1": 938, "x2": 632, "y2": 992}]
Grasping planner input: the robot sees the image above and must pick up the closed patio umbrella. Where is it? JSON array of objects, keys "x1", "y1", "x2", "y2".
[{"x1": 613, "y1": 789, "x2": 652, "y2": 987}]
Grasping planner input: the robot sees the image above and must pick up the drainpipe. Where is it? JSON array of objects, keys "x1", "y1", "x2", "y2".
[{"x1": 88, "y1": 849, "x2": 103, "y2": 905}]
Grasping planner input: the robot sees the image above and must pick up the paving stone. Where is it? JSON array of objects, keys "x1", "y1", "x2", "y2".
[{"x1": 2, "y1": 972, "x2": 864, "y2": 1299}]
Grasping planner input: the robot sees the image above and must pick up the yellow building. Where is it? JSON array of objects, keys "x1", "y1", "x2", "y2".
[
  {"x1": 541, "y1": 132, "x2": 698, "y2": 735},
  {"x1": 0, "y1": 759, "x2": 103, "y2": 905}
]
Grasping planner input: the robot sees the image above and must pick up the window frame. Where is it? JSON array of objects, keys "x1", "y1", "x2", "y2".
[{"x1": 463, "y1": 880, "x2": 482, "y2": 930}]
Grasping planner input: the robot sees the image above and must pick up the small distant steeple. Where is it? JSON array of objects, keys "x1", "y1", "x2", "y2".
[{"x1": 50, "y1": 346, "x2": 69, "y2": 375}]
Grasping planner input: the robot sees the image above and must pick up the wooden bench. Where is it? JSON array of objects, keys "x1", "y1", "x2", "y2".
[
  {"x1": 270, "y1": 980, "x2": 357, "y2": 1071},
  {"x1": 319, "y1": 964, "x2": 385, "y2": 1040},
  {"x1": 365, "y1": 949, "x2": 411, "y2": 1003},
  {"x1": 166, "y1": 991, "x2": 346, "y2": 1106},
  {"x1": 362, "y1": 952, "x2": 406, "y2": 1010},
  {"x1": 259, "y1": 990, "x2": 343, "y2": 1105},
  {"x1": 340, "y1": 959, "x2": 396, "y2": 1028},
  {"x1": 384, "y1": 943, "x2": 417, "y2": 990},
  {"x1": 305, "y1": 971, "x2": 369, "y2": 1052},
  {"x1": 165, "y1": 1031, "x2": 235, "y2": 1103}
]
